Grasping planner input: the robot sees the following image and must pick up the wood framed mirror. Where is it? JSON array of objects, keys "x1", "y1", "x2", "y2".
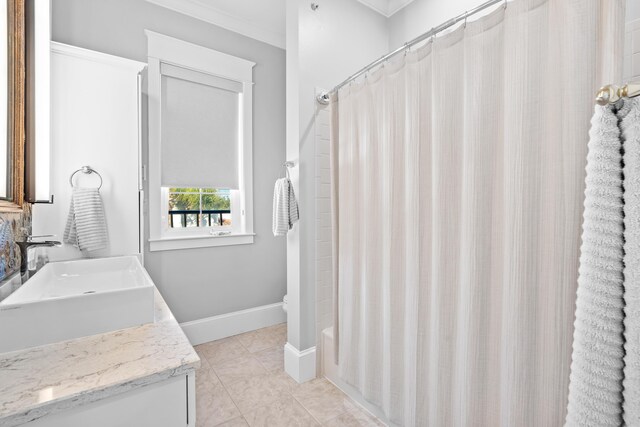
[{"x1": 0, "y1": 0, "x2": 24, "y2": 212}]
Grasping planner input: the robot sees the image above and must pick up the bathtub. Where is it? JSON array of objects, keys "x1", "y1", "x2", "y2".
[{"x1": 321, "y1": 327, "x2": 393, "y2": 426}]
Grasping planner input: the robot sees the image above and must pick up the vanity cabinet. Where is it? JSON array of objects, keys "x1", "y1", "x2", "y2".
[
  {"x1": 0, "y1": 241, "x2": 201, "y2": 426},
  {"x1": 25, "y1": 372, "x2": 196, "y2": 427}
]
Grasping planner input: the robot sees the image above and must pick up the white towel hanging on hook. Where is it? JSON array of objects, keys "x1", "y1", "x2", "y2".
[{"x1": 272, "y1": 162, "x2": 299, "y2": 236}]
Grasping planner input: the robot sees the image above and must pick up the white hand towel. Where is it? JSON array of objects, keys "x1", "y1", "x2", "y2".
[
  {"x1": 622, "y1": 98, "x2": 640, "y2": 425},
  {"x1": 273, "y1": 177, "x2": 299, "y2": 236},
  {"x1": 64, "y1": 187, "x2": 108, "y2": 252},
  {"x1": 566, "y1": 103, "x2": 625, "y2": 426}
]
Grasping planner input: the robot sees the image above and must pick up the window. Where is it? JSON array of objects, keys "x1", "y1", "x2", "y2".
[
  {"x1": 146, "y1": 31, "x2": 255, "y2": 251},
  {"x1": 166, "y1": 187, "x2": 232, "y2": 231}
]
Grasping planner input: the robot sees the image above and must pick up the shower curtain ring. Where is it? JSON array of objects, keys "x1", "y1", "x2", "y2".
[
  {"x1": 503, "y1": 0, "x2": 507, "y2": 9},
  {"x1": 463, "y1": 12, "x2": 468, "y2": 28}
]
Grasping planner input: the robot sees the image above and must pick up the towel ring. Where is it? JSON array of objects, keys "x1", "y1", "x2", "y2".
[{"x1": 69, "y1": 166, "x2": 103, "y2": 190}]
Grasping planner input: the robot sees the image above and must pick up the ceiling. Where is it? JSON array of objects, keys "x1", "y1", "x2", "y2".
[
  {"x1": 146, "y1": 0, "x2": 286, "y2": 49},
  {"x1": 146, "y1": 0, "x2": 416, "y2": 50},
  {"x1": 356, "y1": 0, "x2": 416, "y2": 17}
]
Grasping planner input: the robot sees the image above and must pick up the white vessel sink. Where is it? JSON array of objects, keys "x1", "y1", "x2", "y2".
[{"x1": 0, "y1": 256, "x2": 155, "y2": 354}]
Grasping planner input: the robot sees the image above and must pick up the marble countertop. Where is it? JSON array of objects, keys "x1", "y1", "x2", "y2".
[{"x1": 0, "y1": 287, "x2": 200, "y2": 427}]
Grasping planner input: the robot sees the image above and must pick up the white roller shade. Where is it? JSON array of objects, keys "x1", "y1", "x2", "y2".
[{"x1": 160, "y1": 65, "x2": 241, "y2": 189}]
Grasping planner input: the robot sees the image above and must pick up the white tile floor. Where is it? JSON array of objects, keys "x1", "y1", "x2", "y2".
[{"x1": 194, "y1": 323, "x2": 385, "y2": 426}]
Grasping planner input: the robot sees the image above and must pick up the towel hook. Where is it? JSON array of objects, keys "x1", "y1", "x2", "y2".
[
  {"x1": 69, "y1": 165, "x2": 103, "y2": 190},
  {"x1": 283, "y1": 161, "x2": 294, "y2": 179}
]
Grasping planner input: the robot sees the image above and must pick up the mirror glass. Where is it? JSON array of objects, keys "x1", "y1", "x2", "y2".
[{"x1": 0, "y1": 0, "x2": 8, "y2": 200}]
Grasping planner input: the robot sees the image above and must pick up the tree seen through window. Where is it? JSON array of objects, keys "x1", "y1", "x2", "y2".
[{"x1": 168, "y1": 188, "x2": 231, "y2": 228}]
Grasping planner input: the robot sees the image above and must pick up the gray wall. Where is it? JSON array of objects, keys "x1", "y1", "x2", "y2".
[{"x1": 53, "y1": 0, "x2": 286, "y2": 323}]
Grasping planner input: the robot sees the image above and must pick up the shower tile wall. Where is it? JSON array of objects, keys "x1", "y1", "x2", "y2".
[
  {"x1": 315, "y1": 98, "x2": 333, "y2": 372},
  {"x1": 624, "y1": 19, "x2": 640, "y2": 81}
]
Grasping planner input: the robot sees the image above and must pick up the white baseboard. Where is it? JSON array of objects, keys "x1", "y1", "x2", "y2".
[
  {"x1": 284, "y1": 343, "x2": 317, "y2": 383},
  {"x1": 180, "y1": 302, "x2": 286, "y2": 346}
]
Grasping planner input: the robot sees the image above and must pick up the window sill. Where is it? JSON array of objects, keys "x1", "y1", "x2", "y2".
[{"x1": 149, "y1": 233, "x2": 255, "y2": 252}]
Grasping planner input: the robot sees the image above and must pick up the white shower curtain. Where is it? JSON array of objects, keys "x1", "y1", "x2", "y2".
[{"x1": 330, "y1": 0, "x2": 624, "y2": 425}]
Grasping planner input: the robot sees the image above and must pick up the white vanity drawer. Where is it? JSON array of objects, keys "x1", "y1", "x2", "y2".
[{"x1": 25, "y1": 373, "x2": 194, "y2": 427}]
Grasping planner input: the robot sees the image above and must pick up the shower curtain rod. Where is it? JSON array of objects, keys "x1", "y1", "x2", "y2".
[
  {"x1": 596, "y1": 82, "x2": 640, "y2": 105},
  {"x1": 316, "y1": 0, "x2": 506, "y2": 104}
]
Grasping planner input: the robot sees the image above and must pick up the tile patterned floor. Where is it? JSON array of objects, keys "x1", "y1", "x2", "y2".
[{"x1": 194, "y1": 323, "x2": 385, "y2": 427}]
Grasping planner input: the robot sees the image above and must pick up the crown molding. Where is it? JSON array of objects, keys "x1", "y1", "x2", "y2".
[
  {"x1": 51, "y1": 42, "x2": 147, "y2": 72},
  {"x1": 356, "y1": 0, "x2": 416, "y2": 17},
  {"x1": 387, "y1": 0, "x2": 417, "y2": 16},
  {"x1": 356, "y1": 0, "x2": 389, "y2": 16},
  {"x1": 146, "y1": 0, "x2": 285, "y2": 50}
]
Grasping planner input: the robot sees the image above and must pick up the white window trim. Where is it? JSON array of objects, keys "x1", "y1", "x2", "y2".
[{"x1": 146, "y1": 30, "x2": 255, "y2": 252}]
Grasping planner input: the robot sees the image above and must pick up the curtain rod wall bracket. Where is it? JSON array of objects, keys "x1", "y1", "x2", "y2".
[{"x1": 316, "y1": 93, "x2": 331, "y2": 105}]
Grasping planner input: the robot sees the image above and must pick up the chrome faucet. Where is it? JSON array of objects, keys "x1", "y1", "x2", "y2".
[{"x1": 16, "y1": 236, "x2": 61, "y2": 275}]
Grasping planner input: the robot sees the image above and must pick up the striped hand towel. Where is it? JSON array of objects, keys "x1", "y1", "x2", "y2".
[
  {"x1": 273, "y1": 177, "x2": 299, "y2": 236},
  {"x1": 64, "y1": 187, "x2": 108, "y2": 252}
]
